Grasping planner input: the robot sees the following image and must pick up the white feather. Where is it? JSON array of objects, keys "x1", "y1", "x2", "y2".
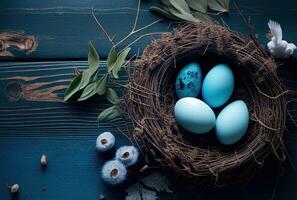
[
  {"x1": 267, "y1": 20, "x2": 295, "y2": 58},
  {"x1": 268, "y1": 20, "x2": 282, "y2": 43}
]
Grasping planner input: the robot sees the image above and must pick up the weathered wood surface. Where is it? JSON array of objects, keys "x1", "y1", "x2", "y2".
[
  {"x1": 1, "y1": 0, "x2": 297, "y2": 60},
  {"x1": 1, "y1": 0, "x2": 297, "y2": 199},
  {"x1": 0, "y1": 61, "x2": 297, "y2": 199}
]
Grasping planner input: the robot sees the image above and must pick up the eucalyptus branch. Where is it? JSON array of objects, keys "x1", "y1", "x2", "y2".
[
  {"x1": 91, "y1": 8, "x2": 115, "y2": 47},
  {"x1": 125, "y1": 32, "x2": 164, "y2": 49},
  {"x1": 114, "y1": 0, "x2": 163, "y2": 47}
]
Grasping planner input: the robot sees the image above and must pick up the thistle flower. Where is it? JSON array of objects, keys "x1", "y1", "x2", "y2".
[
  {"x1": 96, "y1": 132, "x2": 115, "y2": 152},
  {"x1": 101, "y1": 160, "x2": 127, "y2": 185},
  {"x1": 115, "y1": 145, "x2": 139, "y2": 167}
]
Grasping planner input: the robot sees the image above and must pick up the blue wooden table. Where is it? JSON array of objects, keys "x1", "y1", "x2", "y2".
[{"x1": 1, "y1": 0, "x2": 297, "y2": 199}]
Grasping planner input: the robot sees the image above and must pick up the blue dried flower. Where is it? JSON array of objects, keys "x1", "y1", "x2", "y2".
[
  {"x1": 96, "y1": 132, "x2": 115, "y2": 152},
  {"x1": 115, "y1": 145, "x2": 139, "y2": 167},
  {"x1": 101, "y1": 160, "x2": 127, "y2": 185}
]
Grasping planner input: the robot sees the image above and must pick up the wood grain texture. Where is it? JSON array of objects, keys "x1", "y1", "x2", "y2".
[
  {"x1": 1, "y1": 0, "x2": 297, "y2": 199},
  {"x1": 0, "y1": 60, "x2": 296, "y2": 199},
  {"x1": 1, "y1": 0, "x2": 297, "y2": 60},
  {"x1": 0, "y1": 61, "x2": 129, "y2": 137}
]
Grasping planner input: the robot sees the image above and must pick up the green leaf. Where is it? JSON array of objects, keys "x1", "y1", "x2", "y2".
[
  {"x1": 150, "y1": 6, "x2": 181, "y2": 21},
  {"x1": 164, "y1": 0, "x2": 198, "y2": 23},
  {"x1": 79, "y1": 42, "x2": 100, "y2": 90},
  {"x1": 208, "y1": 0, "x2": 229, "y2": 13},
  {"x1": 186, "y1": 0, "x2": 207, "y2": 13},
  {"x1": 95, "y1": 74, "x2": 109, "y2": 95},
  {"x1": 98, "y1": 105, "x2": 121, "y2": 121},
  {"x1": 107, "y1": 46, "x2": 117, "y2": 72},
  {"x1": 88, "y1": 41, "x2": 100, "y2": 69},
  {"x1": 105, "y1": 88, "x2": 120, "y2": 104},
  {"x1": 78, "y1": 82, "x2": 97, "y2": 101},
  {"x1": 168, "y1": 0, "x2": 190, "y2": 13},
  {"x1": 112, "y1": 47, "x2": 131, "y2": 79},
  {"x1": 193, "y1": 11, "x2": 213, "y2": 23},
  {"x1": 64, "y1": 74, "x2": 82, "y2": 101}
]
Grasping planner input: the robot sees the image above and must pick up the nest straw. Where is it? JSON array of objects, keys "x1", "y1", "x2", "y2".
[{"x1": 123, "y1": 22, "x2": 287, "y2": 185}]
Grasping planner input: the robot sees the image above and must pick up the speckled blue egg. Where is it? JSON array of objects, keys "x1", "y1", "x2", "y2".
[
  {"x1": 174, "y1": 97, "x2": 216, "y2": 134},
  {"x1": 175, "y1": 63, "x2": 202, "y2": 99},
  {"x1": 202, "y1": 64, "x2": 234, "y2": 108},
  {"x1": 215, "y1": 100, "x2": 249, "y2": 145}
]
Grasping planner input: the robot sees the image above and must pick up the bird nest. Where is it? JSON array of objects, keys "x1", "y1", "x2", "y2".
[{"x1": 123, "y1": 22, "x2": 287, "y2": 185}]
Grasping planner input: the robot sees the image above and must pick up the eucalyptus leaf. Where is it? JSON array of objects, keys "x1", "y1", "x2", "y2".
[
  {"x1": 78, "y1": 82, "x2": 97, "y2": 101},
  {"x1": 107, "y1": 46, "x2": 117, "y2": 72},
  {"x1": 64, "y1": 74, "x2": 82, "y2": 101},
  {"x1": 193, "y1": 11, "x2": 213, "y2": 23},
  {"x1": 112, "y1": 47, "x2": 131, "y2": 79},
  {"x1": 164, "y1": 0, "x2": 198, "y2": 23},
  {"x1": 98, "y1": 105, "x2": 121, "y2": 121},
  {"x1": 96, "y1": 74, "x2": 109, "y2": 95},
  {"x1": 207, "y1": 0, "x2": 229, "y2": 13},
  {"x1": 105, "y1": 88, "x2": 120, "y2": 104},
  {"x1": 88, "y1": 41, "x2": 100, "y2": 69},
  {"x1": 168, "y1": 0, "x2": 190, "y2": 13},
  {"x1": 186, "y1": 0, "x2": 207, "y2": 13},
  {"x1": 79, "y1": 42, "x2": 100, "y2": 90},
  {"x1": 150, "y1": 6, "x2": 180, "y2": 21},
  {"x1": 168, "y1": 8, "x2": 198, "y2": 22}
]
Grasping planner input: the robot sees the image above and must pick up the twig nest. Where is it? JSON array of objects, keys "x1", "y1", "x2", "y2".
[
  {"x1": 124, "y1": 22, "x2": 287, "y2": 185},
  {"x1": 96, "y1": 132, "x2": 115, "y2": 152},
  {"x1": 101, "y1": 160, "x2": 127, "y2": 185},
  {"x1": 9, "y1": 184, "x2": 19, "y2": 194},
  {"x1": 115, "y1": 145, "x2": 139, "y2": 167}
]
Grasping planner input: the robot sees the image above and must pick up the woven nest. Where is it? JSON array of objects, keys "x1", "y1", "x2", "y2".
[{"x1": 124, "y1": 22, "x2": 287, "y2": 185}]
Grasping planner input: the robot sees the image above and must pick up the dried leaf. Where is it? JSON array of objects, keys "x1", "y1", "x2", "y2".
[
  {"x1": 98, "y1": 105, "x2": 121, "y2": 121},
  {"x1": 208, "y1": 0, "x2": 229, "y2": 13},
  {"x1": 78, "y1": 82, "x2": 97, "y2": 101},
  {"x1": 150, "y1": 6, "x2": 180, "y2": 21},
  {"x1": 64, "y1": 74, "x2": 82, "y2": 101},
  {"x1": 107, "y1": 46, "x2": 117, "y2": 72},
  {"x1": 105, "y1": 88, "x2": 120, "y2": 104},
  {"x1": 186, "y1": 0, "x2": 207, "y2": 13},
  {"x1": 112, "y1": 47, "x2": 131, "y2": 79},
  {"x1": 141, "y1": 172, "x2": 172, "y2": 193},
  {"x1": 126, "y1": 182, "x2": 157, "y2": 200},
  {"x1": 95, "y1": 74, "x2": 109, "y2": 95}
]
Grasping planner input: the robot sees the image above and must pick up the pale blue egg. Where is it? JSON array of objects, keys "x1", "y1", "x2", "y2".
[
  {"x1": 202, "y1": 64, "x2": 234, "y2": 108},
  {"x1": 175, "y1": 63, "x2": 202, "y2": 99},
  {"x1": 215, "y1": 100, "x2": 249, "y2": 145},
  {"x1": 174, "y1": 97, "x2": 216, "y2": 134}
]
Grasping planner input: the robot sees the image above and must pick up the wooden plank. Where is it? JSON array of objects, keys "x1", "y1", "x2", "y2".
[
  {"x1": 0, "y1": 61, "x2": 297, "y2": 199},
  {"x1": 0, "y1": 61, "x2": 130, "y2": 137},
  {"x1": 1, "y1": 0, "x2": 297, "y2": 59}
]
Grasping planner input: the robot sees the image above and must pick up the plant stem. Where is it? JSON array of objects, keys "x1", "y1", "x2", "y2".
[{"x1": 91, "y1": 8, "x2": 115, "y2": 47}]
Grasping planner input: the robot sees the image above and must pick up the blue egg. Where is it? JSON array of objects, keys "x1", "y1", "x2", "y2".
[
  {"x1": 174, "y1": 97, "x2": 216, "y2": 134},
  {"x1": 215, "y1": 100, "x2": 249, "y2": 145},
  {"x1": 175, "y1": 63, "x2": 202, "y2": 99},
  {"x1": 202, "y1": 64, "x2": 234, "y2": 108}
]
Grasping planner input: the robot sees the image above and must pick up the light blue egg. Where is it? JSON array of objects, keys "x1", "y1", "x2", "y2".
[
  {"x1": 202, "y1": 64, "x2": 234, "y2": 108},
  {"x1": 175, "y1": 63, "x2": 202, "y2": 99},
  {"x1": 215, "y1": 100, "x2": 249, "y2": 145},
  {"x1": 174, "y1": 97, "x2": 216, "y2": 134}
]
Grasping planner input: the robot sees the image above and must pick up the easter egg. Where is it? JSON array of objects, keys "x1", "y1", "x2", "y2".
[
  {"x1": 175, "y1": 63, "x2": 202, "y2": 99},
  {"x1": 174, "y1": 97, "x2": 216, "y2": 134},
  {"x1": 215, "y1": 100, "x2": 249, "y2": 145},
  {"x1": 202, "y1": 64, "x2": 234, "y2": 108}
]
